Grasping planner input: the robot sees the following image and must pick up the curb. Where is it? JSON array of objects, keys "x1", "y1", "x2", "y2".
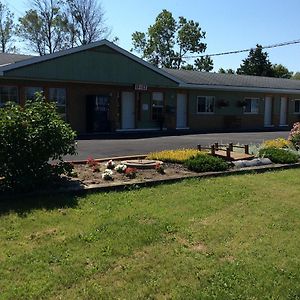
[
  {"x1": 2, "y1": 162, "x2": 300, "y2": 200},
  {"x1": 67, "y1": 154, "x2": 147, "y2": 164}
]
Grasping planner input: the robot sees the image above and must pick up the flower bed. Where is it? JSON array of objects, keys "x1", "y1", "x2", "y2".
[{"x1": 68, "y1": 160, "x2": 197, "y2": 187}]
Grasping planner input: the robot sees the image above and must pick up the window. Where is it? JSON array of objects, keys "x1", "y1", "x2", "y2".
[
  {"x1": 49, "y1": 88, "x2": 67, "y2": 119},
  {"x1": 0, "y1": 86, "x2": 18, "y2": 106},
  {"x1": 294, "y1": 99, "x2": 300, "y2": 114},
  {"x1": 244, "y1": 98, "x2": 259, "y2": 114},
  {"x1": 152, "y1": 92, "x2": 164, "y2": 121},
  {"x1": 25, "y1": 87, "x2": 43, "y2": 101},
  {"x1": 197, "y1": 96, "x2": 215, "y2": 113}
]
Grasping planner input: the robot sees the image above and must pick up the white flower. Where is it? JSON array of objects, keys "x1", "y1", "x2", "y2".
[
  {"x1": 105, "y1": 159, "x2": 115, "y2": 169},
  {"x1": 102, "y1": 168, "x2": 114, "y2": 180},
  {"x1": 115, "y1": 164, "x2": 127, "y2": 173}
]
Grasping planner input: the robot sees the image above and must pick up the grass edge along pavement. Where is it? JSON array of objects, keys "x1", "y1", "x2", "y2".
[{"x1": 0, "y1": 169, "x2": 300, "y2": 299}]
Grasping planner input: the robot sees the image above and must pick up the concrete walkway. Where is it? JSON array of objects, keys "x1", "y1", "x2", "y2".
[{"x1": 66, "y1": 131, "x2": 289, "y2": 160}]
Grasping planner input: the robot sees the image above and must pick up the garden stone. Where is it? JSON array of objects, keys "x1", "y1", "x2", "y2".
[{"x1": 233, "y1": 158, "x2": 273, "y2": 168}]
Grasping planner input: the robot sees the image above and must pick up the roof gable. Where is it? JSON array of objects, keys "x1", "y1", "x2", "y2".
[{"x1": 0, "y1": 40, "x2": 180, "y2": 87}]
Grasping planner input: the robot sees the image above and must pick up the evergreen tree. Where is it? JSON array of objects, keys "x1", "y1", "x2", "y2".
[{"x1": 237, "y1": 45, "x2": 274, "y2": 76}]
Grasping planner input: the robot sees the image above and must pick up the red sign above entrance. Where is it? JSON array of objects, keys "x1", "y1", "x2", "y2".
[{"x1": 134, "y1": 84, "x2": 148, "y2": 91}]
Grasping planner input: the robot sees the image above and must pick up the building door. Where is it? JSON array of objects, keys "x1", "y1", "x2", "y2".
[
  {"x1": 176, "y1": 93, "x2": 187, "y2": 128},
  {"x1": 279, "y1": 97, "x2": 288, "y2": 126},
  {"x1": 121, "y1": 92, "x2": 135, "y2": 129},
  {"x1": 264, "y1": 96, "x2": 273, "y2": 127},
  {"x1": 86, "y1": 95, "x2": 110, "y2": 132}
]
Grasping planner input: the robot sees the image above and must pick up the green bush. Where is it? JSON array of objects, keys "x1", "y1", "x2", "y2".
[
  {"x1": 258, "y1": 148, "x2": 299, "y2": 164},
  {"x1": 0, "y1": 94, "x2": 76, "y2": 191},
  {"x1": 184, "y1": 154, "x2": 229, "y2": 173}
]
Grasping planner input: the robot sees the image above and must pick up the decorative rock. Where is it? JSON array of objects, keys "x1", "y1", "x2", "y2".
[
  {"x1": 121, "y1": 159, "x2": 163, "y2": 169},
  {"x1": 233, "y1": 158, "x2": 272, "y2": 168}
]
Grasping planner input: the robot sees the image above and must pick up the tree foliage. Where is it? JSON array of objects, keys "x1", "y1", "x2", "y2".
[
  {"x1": 271, "y1": 64, "x2": 293, "y2": 79},
  {"x1": 131, "y1": 9, "x2": 212, "y2": 70},
  {"x1": 0, "y1": 94, "x2": 77, "y2": 191},
  {"x1": 66, "y1": 0, "x2": 109, "y2": 46},
  {"x1": 218, "y1": 68, "x2": 235, "y2": 74},
  {"x1": 0, "y1": 2, "x2": 16, "y2": 53},
  {"x1": 237, "y1": 45, "x2": 274, "y2": 76},
  {"x1": 18, "y1": 0, "x2": 69, "y2": 55},
  {"x1": 17, "y1": 0, "x2": 110, "y2": 55},
  {"x1": 292, "y1": 72, "x2": 300, "y2": 80}
]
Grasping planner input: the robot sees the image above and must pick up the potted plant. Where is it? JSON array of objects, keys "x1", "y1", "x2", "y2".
[
  {"x1": 217, "y1": 99, "x2": 229, "y2": 108},
  {"x1": 237, "y1": 100, "x2": 247, "y2": 108}
]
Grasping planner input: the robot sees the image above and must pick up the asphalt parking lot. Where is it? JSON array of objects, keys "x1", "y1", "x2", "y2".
[{"x1": 65, "y1": 131, "x2": 289, "y2": 161}]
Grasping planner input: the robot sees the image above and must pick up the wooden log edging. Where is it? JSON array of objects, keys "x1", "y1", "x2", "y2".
[
  {"x1": 66, "y1": 154, "x2": 148, "y2": 165},
  {"x1": 2, "y1": 162, "x2": 300, "y2": 200}
]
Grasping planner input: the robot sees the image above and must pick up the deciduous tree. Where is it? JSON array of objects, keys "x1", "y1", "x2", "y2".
[
  {"x1": 66, "y1": 0, "x2": 109, "y2": 46},
  {"x1": 131, "y1": 9, "x2": 211, "y2": 70},
  {"x1": 271, "y1": 64, "x2": 293, "y2": 79},
  {"x1": 0, "y1": 2, "x2": 16, "y2": 53},
  {"x1": 292, "y1": 72, "x2": 300, "y2": 80},
  {"x1": 18, "y1": 0, "x2": 69, "y2": 55}
]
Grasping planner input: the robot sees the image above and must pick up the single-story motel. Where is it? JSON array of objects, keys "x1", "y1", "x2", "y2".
[{"x1": 0, "y1": 40, "x2": 300, "y2": 134}]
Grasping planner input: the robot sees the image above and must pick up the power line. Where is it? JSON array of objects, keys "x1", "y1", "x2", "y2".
[{"x1": 182, "y1": 39, "x2": 300, "y2": 59}]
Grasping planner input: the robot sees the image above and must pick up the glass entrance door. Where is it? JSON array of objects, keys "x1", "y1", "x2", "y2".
[{"x1": 86, "y1": 95, "x2": 110, "y2": 132}]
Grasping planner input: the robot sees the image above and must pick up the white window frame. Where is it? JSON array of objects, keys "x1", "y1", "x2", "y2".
[
  {"x1": 0, "y1": 86, "x2": 18, "y2": 107},
  {"x1": 197, "y1": 96, "x2": 215, "y2": 114},
  {"x1": 243, "y1": 98, "x2": 259, "y2": 114},
  {"x1": 49, "y1": 87, "x2": 67, "y2": 120},
  {"x1": 294, "y1": 99, "x2": 300, "y2": 114}
]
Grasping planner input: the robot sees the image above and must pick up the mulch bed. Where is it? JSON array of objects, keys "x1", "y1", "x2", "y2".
[{"x1": 70, "y1": 161, "x2": 197, "y2": 187}]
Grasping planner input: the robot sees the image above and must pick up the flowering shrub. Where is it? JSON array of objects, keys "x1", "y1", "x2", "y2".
[
  {"x1": 288, "y1": 122, "x2": 300, "y2": 150},
  {"x1": 115, "y1": 164, "x2": 127, "y2": 173},
  {"x1": 102, "y1": 169, "x2": 114, "y2": 180},
  {"x1": 87, "y1": 157, "x2": 98, "y2": 167},
  {"x1": 261, "y1": 138, "x2": 292, "y2": 149},
  {"x1": 125, "y1": 167, "x2": 137, "y2": 179},
  {"x1": 155, "y1": 163, "x2": 165, "y2": 174},
  {"x1": 105, "y1": 159, "x2": 115, "y2": 169},
  {"x1": 147, "y1": 149, "x2": 205, "y2": 163}
]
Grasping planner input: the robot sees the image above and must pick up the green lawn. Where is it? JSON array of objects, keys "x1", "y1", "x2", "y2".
[{"x1": 1, "y1": 170, "x2": 300, "y2": 299}]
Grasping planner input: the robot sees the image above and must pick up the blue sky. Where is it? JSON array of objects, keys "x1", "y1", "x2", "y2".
[{"x1": 7, "y1": 0, "x2": 300, "y2": 72}]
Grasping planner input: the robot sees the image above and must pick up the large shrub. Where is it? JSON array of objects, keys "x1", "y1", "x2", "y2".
[
  {"x1": 184, "y1": 154, "x2": 229, "y2": 173},
  {"x1": 0, "y1": 95, "x2": 76, "y2": 191},
  {"x1": 288, "y1": 122, "x2": 300, "y2": 150},
  {"x1": 258, "y1": 148, "x2": 299, "y2": 164}
]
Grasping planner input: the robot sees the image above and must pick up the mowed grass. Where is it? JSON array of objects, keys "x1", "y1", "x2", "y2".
[{"x1": 1, "y1": 170, "x2": 300, "y2": 299}]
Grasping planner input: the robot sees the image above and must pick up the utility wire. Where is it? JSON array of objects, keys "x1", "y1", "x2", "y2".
[{"x1": 181, "y1": 39, "x2": 300, "y2": 59}]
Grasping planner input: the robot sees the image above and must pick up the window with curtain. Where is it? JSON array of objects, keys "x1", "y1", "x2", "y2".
[
  {"x1": 197, "y1": 96, "x2": 215, "y2": 113},
  {"x1": 244, "y1": 98, "x2": 259, "y2": 114}
]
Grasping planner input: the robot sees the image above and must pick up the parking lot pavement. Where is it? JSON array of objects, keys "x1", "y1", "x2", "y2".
[{"x1": 65, "y1": 131, "x2": 289, "y2": 161}]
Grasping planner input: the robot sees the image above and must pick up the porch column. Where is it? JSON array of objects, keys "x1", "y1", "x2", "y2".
[
  {"x1": 279, "y1": 96, "x2": 288, "y2": 126},
  {"x1": 264, "y1": 96, "x2": 273, "y2": 127}
]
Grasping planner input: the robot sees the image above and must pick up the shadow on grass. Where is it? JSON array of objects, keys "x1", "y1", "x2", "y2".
[
  {"x1": 0, "y1": 193, "x2": 80, "y2": 217},
  {"x1": 0, "y1": 178, "x2": 84, "y2": 217}
]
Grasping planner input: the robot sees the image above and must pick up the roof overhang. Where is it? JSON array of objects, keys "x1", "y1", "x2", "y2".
[{"x1": 180, "y1": 83, "x2": 300, "y2": 95}]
